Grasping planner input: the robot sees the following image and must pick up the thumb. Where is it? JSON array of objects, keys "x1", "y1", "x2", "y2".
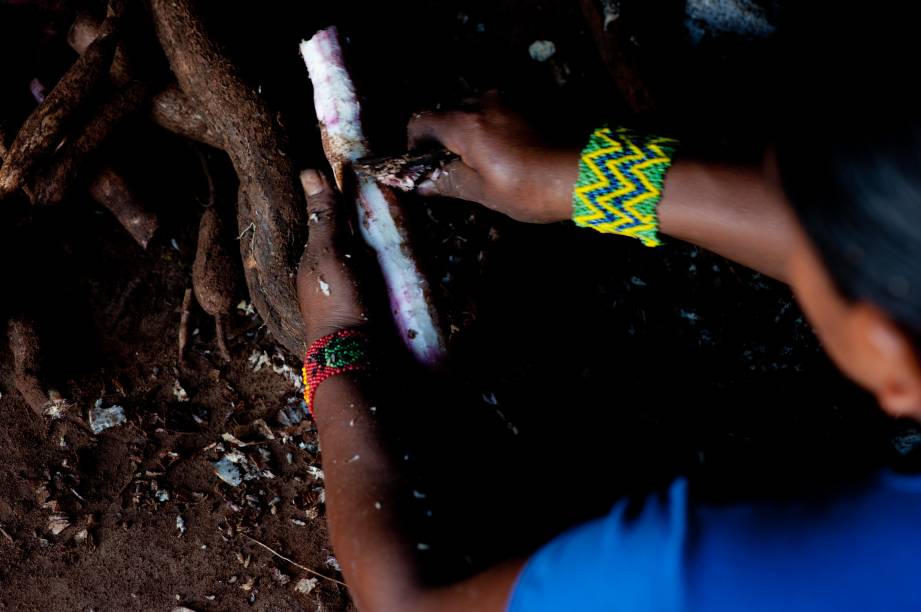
[
  {"x1": 416, "y1": 160, "x2": 484, "y2": 202},
  {"x1": 300, "y1": 169, "x2": 341, "y2": 246}
]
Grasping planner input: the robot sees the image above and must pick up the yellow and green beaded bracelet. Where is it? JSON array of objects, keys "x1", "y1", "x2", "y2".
[{"x1": 572, "y1": 126, "x2": 679, "y2": 247}]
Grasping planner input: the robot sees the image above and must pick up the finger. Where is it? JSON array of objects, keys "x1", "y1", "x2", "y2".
[
  {"x1": 300, "y1": 169, "x2": 339, "y2": 246},
  {"x1": 416, "y1": 159, "x2": 484, "y2": 202},
  {"x1": 407, "y1": 110, "x2": 474, "y2": 158},
  {"x1": 300, "y1": 168, "x2": 359, "y2": 312}
]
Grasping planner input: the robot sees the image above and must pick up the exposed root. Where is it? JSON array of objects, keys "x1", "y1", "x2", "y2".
[
  {"x1": 193, "y1": 207, "x2": 240, "y2": 361},
  {"x1": 236, "y1": 187, "x2": 282, "y2": 338},
  {"x1": 88, "y1": 166, "x2": 159, "y2": 248},
  {"x1": 0, "y1": 1, "x2": 123, "y2": 198},
  {"x1": 151, "y1": 0, "x2": 308, "y2": 355},
  {"x1": 150, "y1": 85, "x2": 224, "y2": 149},
  {"x1": 1, "y1": 116, "x2": 36, "y2": 204},
  {"x1": 68, "y1": 12, "x2": 135, "y2": 87},
  {"x1": 178, "y1": 287, "x2": 193, "y2": 363},
  {"x1": 35, "y1": 79, "x2": 149, "y2": 206},
  {"x1": 8, "y1": 318, "x2": 51, "y2": 417},
  {"x1": 214, "y1": 315, "x2": 231, "y2": 361},
  {"x1": 68, "y1": 14, "x2": 223, "y2": 149}
]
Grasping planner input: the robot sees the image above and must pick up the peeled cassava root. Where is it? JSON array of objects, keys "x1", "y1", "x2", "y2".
[{"x1": 300, "y1": 27, "x2": 446, "y2": 368}]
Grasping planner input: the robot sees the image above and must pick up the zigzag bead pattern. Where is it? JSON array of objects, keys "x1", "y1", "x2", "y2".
[{"x1": 573, "y1": 126, "x2": 679, "y2": 247}]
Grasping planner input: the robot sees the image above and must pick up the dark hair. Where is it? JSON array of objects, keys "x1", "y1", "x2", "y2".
[
  {"x1": 775, "y1": 2, "x2": 921, "y2": 347},
  {"x1": 778, "y1": 118, "x2": 921, "y2": 345}
]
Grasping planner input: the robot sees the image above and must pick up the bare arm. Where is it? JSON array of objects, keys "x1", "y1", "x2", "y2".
[
  {"x1": 296, "y1": 170, "x2": 522, "y2": 612},
  {"x1": 658, "y1": 158, "x2": 795, "y2": 282},
  {"x1": 313, "y1": 377, "x2": 523, "y2": 612},
  {"x1": 408, "y1": 95, "x2": 796, "y2": 282}
]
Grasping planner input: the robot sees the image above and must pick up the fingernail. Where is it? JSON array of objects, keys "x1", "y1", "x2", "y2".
[{"x1": 300, "y1": 169, "x2": 326, "y2": 196}]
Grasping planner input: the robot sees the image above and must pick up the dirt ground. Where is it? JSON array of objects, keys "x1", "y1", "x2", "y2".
[{"x1": 1, "y1": 1, "x2": 917, "y2": 610}]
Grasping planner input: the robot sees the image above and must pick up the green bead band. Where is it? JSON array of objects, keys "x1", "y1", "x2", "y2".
[
  {"x1": 572, "y1": 126, "x2": 679, "y2": 247},
  {"x1": 302, "y1": 329, "x2": 371, "y2": 416}
]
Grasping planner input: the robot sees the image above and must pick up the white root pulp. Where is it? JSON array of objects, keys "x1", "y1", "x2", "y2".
[{"x1": 300, "y1": 27, "x2": 446, "y2": 368}]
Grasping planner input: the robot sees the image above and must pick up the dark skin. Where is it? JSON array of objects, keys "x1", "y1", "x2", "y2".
[
  {"x1": 296, "y1": 97, "x2": 921, "y2": 611},
  {"x1": 297, "y1": 170, "x2": 522, "y2": 612},
  {"x1": 408, "y1": 92, "x2": 795, "y2": 282}
]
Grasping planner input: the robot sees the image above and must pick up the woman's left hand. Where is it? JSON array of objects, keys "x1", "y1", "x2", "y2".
[{"x1": 296, "y1": 169, "x2": 368, "y2": 345}]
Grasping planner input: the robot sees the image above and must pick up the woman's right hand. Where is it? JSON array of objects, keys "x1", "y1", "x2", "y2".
[{"x1": 407, "y1": 92, "x2": 580, "y2": 223}]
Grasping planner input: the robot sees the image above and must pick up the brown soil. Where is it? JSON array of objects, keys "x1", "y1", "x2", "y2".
[{"x1": 1, "y1": 1, "x2": 911, "y2": 610}]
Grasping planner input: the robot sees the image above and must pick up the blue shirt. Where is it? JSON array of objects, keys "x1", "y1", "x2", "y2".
[{"x1": 509, "y1": 472, "x2": 921, "y2": 611}]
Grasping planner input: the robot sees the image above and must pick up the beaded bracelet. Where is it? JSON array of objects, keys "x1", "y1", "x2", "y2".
[
  {"x1": 301, "y1": 329, "x2": 372, "y2": 416},
  {"x1": 572, "y1": 126, "x2": 679, "y2": 247}
]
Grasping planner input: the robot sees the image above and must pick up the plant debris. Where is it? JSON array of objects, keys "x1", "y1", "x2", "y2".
[
  {"x1": 212, "y1": 449, "x2": 275, "y2": 487},
  {"x1": 353, "y1": 148, "x2": 460, "y2": 191},
  {"x1": 294, "y1": 577, "x2": 319, "y2": 595},
  {"x1": 89, "y1": 400, "x2": 127, "y2": 434},
  {"x1": 47, "y1": 513, "x2": 71, "y2": 535},
  {"x1": 528, "y1": 40, "x2": 557, "y2": 62}
]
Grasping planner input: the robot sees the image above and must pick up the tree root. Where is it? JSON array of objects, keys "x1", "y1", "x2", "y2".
[
  {"x1": 149, "y1": 85, "x2": 223, "y2": 149},
  {"x1": 192, "y1": 151, "x2": 241, "y2": 361},
  {"x1": 151, "y1": 0, "x2": 308, "y2": 355},
  {"x1": 178, "y1": 287, "x2": 193, "y2": 363},
  {"x1": 68, "y1": 13, "x2": 223, "y2": 149},
  {"x1": 35, "y1": 79, "x2": 150, "y2": 206},
  {"x1": 0, "y1": 127, "x2": 36, "y2": 203},
  {"x1": 8, "y1": 318, "x2": 52, "y2": 417},
  {"x1": 88, "y1": 166, "x2": 159, "y2": 248},
  {"x1": 0, "y1": 1, "x2": 123, "y2": 198}
]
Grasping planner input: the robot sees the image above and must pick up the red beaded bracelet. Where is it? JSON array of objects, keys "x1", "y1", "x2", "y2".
[{"x1": 301, "y1": 329, "x2": 372, "y2": 416}]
